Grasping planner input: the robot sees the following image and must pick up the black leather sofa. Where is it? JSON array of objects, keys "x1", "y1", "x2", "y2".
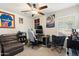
[
  {"x1": 0, "y1": 34, "x2": 24, "y2": 56},
  {"x1": 67, "y1": 36, "x2": 79, "y2": 56}
]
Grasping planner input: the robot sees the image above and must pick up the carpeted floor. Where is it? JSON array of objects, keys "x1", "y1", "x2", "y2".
[{"x1": 16, "y1": 46, "x2": 66, "y2": 56}]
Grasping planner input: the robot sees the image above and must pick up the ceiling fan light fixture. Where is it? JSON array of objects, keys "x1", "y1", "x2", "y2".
[{"x1": 31, "y1": 11, "x2": 38, "y2": 14}]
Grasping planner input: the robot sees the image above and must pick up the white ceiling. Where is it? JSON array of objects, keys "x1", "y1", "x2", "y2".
[{"x1": 0, "y1": 3, "x2": 78, "y2": 16}]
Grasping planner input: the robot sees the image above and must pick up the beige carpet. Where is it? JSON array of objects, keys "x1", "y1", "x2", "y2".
[{"x1": 16, "y1": 46, "x2": 66, "y2": 56}]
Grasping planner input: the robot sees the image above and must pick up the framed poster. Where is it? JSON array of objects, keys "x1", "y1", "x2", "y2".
[
  {"x1": 46, "y1": 14, "x2": 55, "y2": 28},
  {"x1": 56, "y1": 16, "x2": 76, "y2": 29},
  {"x1": 0, "y1": 11, "x2": 15, "y2": 28},
  {"x1": 34, "y1": 18, "x2": 40, "y2": 29},
  {"x1": 19, "y1": 17, "x2": 23, "y2": 24}
]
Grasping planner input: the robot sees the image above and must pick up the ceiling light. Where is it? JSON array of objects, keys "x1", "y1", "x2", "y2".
[{"x1": 31, "y1": 11, "x2": 38, "y2": 14}]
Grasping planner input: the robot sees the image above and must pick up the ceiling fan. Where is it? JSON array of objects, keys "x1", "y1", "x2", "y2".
[{"x1": 21, "y1": 3, "x2": 48, "y2": 17}]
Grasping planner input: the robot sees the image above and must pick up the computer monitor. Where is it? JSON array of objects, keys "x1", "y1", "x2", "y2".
[
  {"x1": 36, "y1": 25, "x2": 43, "y2": 35},
  {"x1": 36, "y1": 25, "x2": 42, "y2": 29},
  {"x1": 36, "y1": 30, "x2": 43, "y2": 34}
]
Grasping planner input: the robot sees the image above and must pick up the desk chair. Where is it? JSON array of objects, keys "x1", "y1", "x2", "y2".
[{"x1": 52, "y1": 35, "x2": 66, "y2": 53}]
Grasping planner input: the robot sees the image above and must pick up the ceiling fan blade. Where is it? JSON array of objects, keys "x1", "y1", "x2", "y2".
[
  {"x1": 27, "y1": 3, "x2": 32, "y2": 7},
  {"x1": 21, "y1": 10, "x2": 31, "y2": 12},
  {"x1": 38, "y1": 12, "x2": 45, "y2": 15},
  {"x1": 39, "y1": 5, "x2": 48, "y2": 10}
]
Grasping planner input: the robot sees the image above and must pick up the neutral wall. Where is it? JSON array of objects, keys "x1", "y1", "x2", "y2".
[
  {"x1": 0, "y1": 9, "x2": 33, "y2": 35},
  {"x1": 38, "y1": 5, "x2": 79, "y2": 36},
  {"x1": 34, "y1": 5, "x2": 79, "y2": 48}
]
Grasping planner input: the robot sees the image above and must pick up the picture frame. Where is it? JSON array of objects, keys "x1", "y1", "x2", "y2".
[
  {"x1": 19, "y1": 17, "x2": 23, "y2": 24},
  {"x1": 0, "y1": 11, "x2": 15, "y2": 28},
  {"x1": 46, "y1": 14, "x2": 55, "y2": 28}
]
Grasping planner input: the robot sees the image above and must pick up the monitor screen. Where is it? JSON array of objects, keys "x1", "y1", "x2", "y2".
[
  {"x1": 36, "y1": 30, "x2": 43, "y2": 34},
  {"x1": 36, "y1": 25, "x2": 42, "y2": 29}
]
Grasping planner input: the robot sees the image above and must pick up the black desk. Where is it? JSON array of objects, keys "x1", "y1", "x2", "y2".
[
  {"x1": 35, "y1": 34, "x2": 50, "y2": 47},
  {"x1": 35, "y1": 34, "x2": 44, "y2": 42},
  {"x1": 42, "y1": 35, "x2": 50, "y2": 47}
]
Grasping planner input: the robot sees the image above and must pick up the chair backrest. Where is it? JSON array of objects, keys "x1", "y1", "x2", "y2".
[
  {"x1": 52, "y1": 35, "x2": 57, "y2": 43},
  {"x1": 52, "y1": 35, "x2": 66, "y2": 46},
  {"x1": 57, "y1": 36, "x2": 66, "y2": 46},
  {"x1": 28, "y1": 29, "x2": 35, "y2": 42}
]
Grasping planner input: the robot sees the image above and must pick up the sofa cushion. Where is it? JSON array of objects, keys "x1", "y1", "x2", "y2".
[
  {"x1": 1, "y1": 36, "x2": 18, "y2": 42},
  {"x1": 2, "y1": 40, "x2": 18, "y2": 45},
  {"x1": 0, "y1": 33, "x2": 24, "y2": 56},
  {"x1": 3, "y1": 43, "x2": 24, "y2": 52}
]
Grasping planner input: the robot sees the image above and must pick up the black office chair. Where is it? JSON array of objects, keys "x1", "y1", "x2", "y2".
[
  {"x1": 52, "y1": 35, "x2": 66, "y2": 53},
  {"x1": 52, "y1": 35, "x2": 57, "y2": 47}
]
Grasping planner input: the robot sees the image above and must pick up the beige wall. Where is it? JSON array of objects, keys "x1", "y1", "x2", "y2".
[
  {"x1": 32, "y1": 5, "x2": 79, "y2": 36},
  {"x1": 0, "y1": 9, "x2": 33, "y2": 35}
]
